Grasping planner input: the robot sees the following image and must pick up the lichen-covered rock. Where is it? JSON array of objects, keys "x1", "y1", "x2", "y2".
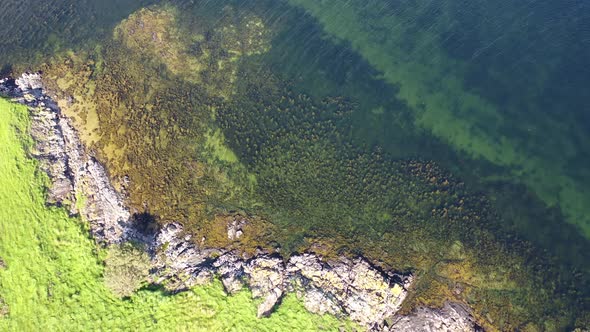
[
  {"x1": 150, "y1": 222, "x2": 221, "y2": 291},
  {"x1": 149, "y1": 222, "x2": 412, "y2": 328},
  {"x1": 299, "y1": 287, "x2": 342, "y2": 317},
  {"x1": 244, "y1": 255, "x2": 285, "y2": 317},
  {"x1": 387, "y1": 301, "x2": 480, "y2": 332},
  {"x1": 15, "y1": 72, "x2": 43, "y2": 91},
  {"x1": 257, "y1": 287, "x2": 283, "y2": 318},
  {"x1": 214, "y1": 252, "x2": 245, "y2": 294},
  {"x1": 287, "y1": 253, "x2": 409, "y2": 329}
]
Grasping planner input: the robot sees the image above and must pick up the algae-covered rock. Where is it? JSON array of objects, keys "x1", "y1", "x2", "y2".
[{"x1": 113, "y1": 4, "x2": 270, "y2": 97}]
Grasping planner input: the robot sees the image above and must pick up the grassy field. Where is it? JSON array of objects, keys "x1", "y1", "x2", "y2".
[{"x1": 0, "y1": 97, "x2": 353, "y2": 331}]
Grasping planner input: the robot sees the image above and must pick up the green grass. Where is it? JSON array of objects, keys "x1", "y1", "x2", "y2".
[{"x1": 0, "y1": 98, "x2": 353, "y2": 331}]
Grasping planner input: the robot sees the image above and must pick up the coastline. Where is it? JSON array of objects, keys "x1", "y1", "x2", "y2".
[{"x1": 0, "y1": 72, "x2": 480, "y2": 331}]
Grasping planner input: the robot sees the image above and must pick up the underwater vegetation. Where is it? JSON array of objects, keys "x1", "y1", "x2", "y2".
[
  {"x1": 0, "y1": 0, "x2": 156, "y2": 69},
  {"x1": 219, "y1": 62, "x2": 590, "y2": 330},
  {"x1": 257, "y1": 2, "x2": 590, "y2": 282},
  {"x1": 1, "y1": 0, "x2": 589, "y2": 330},
  {"x1": 0, "y1": 97, "x2": 355, "y2": 331},
  {"x1": 41, "y1": 4, "x2": 267, "y2": 233},
  {"x1": 286, "y1": 0, "x2": 590, "y2": 242}
]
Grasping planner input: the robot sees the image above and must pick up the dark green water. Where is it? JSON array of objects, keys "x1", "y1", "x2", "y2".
[{"x1": 2, "y1": 0, "x2": 590, "y2": 329}]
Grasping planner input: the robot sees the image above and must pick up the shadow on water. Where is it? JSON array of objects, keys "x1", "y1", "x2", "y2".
[{"x1": 0, "y1": 64, "x2": 12, "y2": 79}]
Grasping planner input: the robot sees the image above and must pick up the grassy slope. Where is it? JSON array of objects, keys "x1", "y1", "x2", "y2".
[{"x1": 0, "y1": 98, "x2": 353, "y2": 331}]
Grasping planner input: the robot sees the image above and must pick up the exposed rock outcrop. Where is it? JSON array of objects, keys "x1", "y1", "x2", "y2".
[
  {"x1": 1, "y1": 73, "x2": 130, "y2": 244},
  {"x1": 388, "y1": 302, "x2": 480, "y2": 332},
  {"x1": 0, "y1": 73, "x2": 481, "y2": 331},
  {"x1": 150, "y1": 222, "x2": 410, "y2": 327}
]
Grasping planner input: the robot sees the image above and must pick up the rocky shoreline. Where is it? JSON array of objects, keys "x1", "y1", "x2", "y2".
[
  {"x1": 0, "y1": 73, "x2": 480, "y2": 331},
  {"x1": 0, "y1": 73, "x2": 131, "y2": 243}
]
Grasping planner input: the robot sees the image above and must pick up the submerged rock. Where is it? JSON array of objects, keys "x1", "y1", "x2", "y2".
[
  {"x1": 0, "y1": 73, "x2": 482, "y2": 331},
  {"x1": 227, "y1": 216, "x2": 246, "y2": 241}
]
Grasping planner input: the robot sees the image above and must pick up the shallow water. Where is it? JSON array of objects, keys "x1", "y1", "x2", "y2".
[{"x1": 1, "y1": 0, "x2": 590, "y2": 329}]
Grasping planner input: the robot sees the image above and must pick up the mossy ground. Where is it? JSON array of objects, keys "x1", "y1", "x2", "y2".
[{"x1": 0, "y1": 98, "x2": 356, "y2": 331}]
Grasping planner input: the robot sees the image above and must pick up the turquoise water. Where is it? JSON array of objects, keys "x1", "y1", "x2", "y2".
[{"x1": 1, "y1": 0, "x2": 590, "y2": 329}]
